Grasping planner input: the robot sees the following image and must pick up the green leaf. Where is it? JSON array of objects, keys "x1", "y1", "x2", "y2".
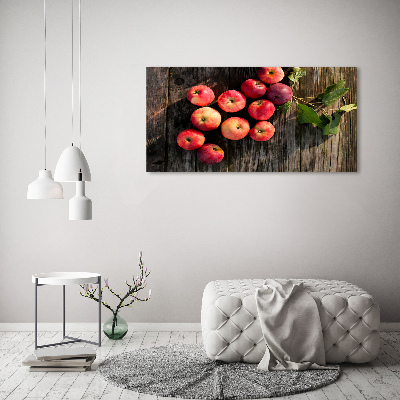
[
  {"x1": 319, "y1": 112, "x2": 344, "y2": 135},
  {"x1": 322, "y1": 87, "x2": 349, "y2": 107},
  {"x1": 320, "y1": 114, "x2": 331, "y2": 125},
  {"x1": 327, "y1": 111, "x2": 344, "y2": 135},
  {"x1": 288, "y1": 67, "x2": 306, "y2": 83},
  {"x1": 339, "y1": 103, "x2": 357, "y2": 112},
  {"x1": 315, "y1": 79, "x2": 346, "y2": 100},
  {"x1": 322, "y1": 125, "x2": 330, "y2": 135},
  {"x1": 319, "y1": 114, "x2": 332, "y2": 135},
  {"x1": 278, "y1": 101, "x2": 292, "y2": 113},
  {"x1": 324, "y1": 79, "x2": 346, "y2": 93},
  {"x1": 297, "y1": 104, "x2": 323, "y2": 127}
]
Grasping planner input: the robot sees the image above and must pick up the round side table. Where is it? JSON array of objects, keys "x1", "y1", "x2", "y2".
[{"x1": 32, "y1": 272, "x2": 102, "y2": 349}]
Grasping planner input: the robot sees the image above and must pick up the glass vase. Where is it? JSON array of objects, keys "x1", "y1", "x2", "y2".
[{"x1": 103, "y1": 312, "x2": 128, "y2": 340}]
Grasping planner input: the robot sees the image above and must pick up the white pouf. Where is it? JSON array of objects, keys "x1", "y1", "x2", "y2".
[{"x1": 201, "y1": 279, "x2": 380, "y2": 364}]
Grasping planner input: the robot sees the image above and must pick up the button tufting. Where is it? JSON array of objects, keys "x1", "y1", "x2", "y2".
[{"x1": 203, "y1": 278, "x2": 380, "y2": 364}]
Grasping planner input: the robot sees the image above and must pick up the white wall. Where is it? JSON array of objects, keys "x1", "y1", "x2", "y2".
[{"x1": 1, "y1": 0, "x2": 399, "y2": 323}]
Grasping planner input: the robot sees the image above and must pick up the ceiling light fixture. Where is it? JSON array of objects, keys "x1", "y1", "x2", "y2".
[
  {"x1": 27, "y1": 0, "x2": 63, "y2": 200},
  {"x1": 54, "y1": 0, "x2": 92, "y2": 220}
]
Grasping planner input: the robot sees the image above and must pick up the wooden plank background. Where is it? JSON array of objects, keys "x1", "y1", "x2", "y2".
[{"x1": 146, "y1": 67, "x2": 357, "y2": 172}]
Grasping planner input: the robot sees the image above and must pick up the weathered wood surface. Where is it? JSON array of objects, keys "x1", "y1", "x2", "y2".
[
  {"x1": 146, "y1": 67, "x2": 357, "y2": 172},
  {"x1": 166, "y1": 67, "x2": 229, "y2": 172},
  {"x1": 146, "y1": 67, "x2": 169, "y2": 172},
  {"x1": 299, "y1": 67, "x2": 357, "y2": 172}
]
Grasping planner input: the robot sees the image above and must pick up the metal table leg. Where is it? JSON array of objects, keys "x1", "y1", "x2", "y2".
[
  {"x1": 34, "y1": 276, "x2": 102, "y2": 349},
  {"x1": 35, "y1": 277, "x2": 38, "y2": 350},
  {"x1": 63, "y1": 285, "x2": 65, "y2": 338},
  {"x1": 98, "y1": 276, "x2": 102, "y2": 347}
]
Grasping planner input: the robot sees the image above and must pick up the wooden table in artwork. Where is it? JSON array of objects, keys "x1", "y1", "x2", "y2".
[{"x1": 146, "y1": 67, "x2": 357, "y2": 172}]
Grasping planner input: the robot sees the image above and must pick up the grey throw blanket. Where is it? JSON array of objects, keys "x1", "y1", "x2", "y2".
[{"x1": 255, "y1": 279, "x2": 336, "y2": 371}]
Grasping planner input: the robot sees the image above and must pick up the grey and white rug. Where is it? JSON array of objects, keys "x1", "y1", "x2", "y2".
[{"x1": 98, "y1": 344, "x2": 340, "y2": 399}]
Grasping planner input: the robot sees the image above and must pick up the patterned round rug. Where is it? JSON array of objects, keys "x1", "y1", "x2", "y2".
[{"x1": 98, "y1": 344, "x2": 340, "y2": 399}]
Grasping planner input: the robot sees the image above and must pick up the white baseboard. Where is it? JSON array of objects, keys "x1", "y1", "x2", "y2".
[
  {"x1": 0, "y1": 322, "x2": 398, "y2": 332},
  {"x1": 380, "y1": 322, "x2": 400, "y2": 332},
  {"x1": 0, "y1": 322, "x2": 202, "y2": 332}
]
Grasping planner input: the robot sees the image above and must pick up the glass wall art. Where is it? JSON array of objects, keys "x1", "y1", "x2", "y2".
[{"x1": 146, "y1": 67, "x2": 357, "y2": 172}]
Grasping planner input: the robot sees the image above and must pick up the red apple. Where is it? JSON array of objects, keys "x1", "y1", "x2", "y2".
[
  {"x1": 240, "y1": 79, "x2": 267, "y2": 99},
  {"x1": 248, "y1": 99, "x2": 275, "y2": 120},
  {"x1": 258, "y1": 67, "x2": 284, "y2": 84},
  {"x1": 177, "y1": 129, "x2": 205, "y2": 150},
  {"x1": 217, "y1": 90, "x2": 246, "y2": 112},
  {"x1": 187, "y1": 85, "x2": 215, "y2": 106},
  {"x1": 249, "y1": 121, "x2": 275, "y2": 141},
  {"x1": 221, "y1": 117, "x2": 250, "y2": 140},
  {"x1": 197, "y1": 144, "x2": 224, "y2": 165},
  {"x1": 266, "y1": 83, "x2": 293, "y2": 105},
  {"x1": 191, "y1": 107, "x2": 221, "y2": 131}
]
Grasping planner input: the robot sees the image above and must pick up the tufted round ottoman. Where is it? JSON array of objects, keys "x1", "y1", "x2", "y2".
[{"x1": 201, "y1": 279, "x2": 380, "y2": 364}]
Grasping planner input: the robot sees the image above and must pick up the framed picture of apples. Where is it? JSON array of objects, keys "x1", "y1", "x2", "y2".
[{"x1": 146, "y1": 67, "x2": 357, "y2": 172}]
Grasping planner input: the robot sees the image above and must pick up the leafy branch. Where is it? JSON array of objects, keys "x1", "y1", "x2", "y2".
[
  {"x1": 288, "y1": 67, "x2": 307, "y2": 83},
  {"x1": 296, "y1": 79, "x2": 357, "y2": 135},
  {"x1": 279, "y1": 68, "x2": 357, "y2": 135},
  {"x1": 278, "y1": 67, "x2": 308, "y2": 114}
]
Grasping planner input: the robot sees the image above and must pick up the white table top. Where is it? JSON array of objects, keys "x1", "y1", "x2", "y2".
[{"x1": 32, "y1": 272, "x2": 101, "y2": 285}]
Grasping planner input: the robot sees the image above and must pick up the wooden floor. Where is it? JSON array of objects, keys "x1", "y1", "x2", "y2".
[{"x1": 0, "y1": 330, "x2": 399, "y2": 400}]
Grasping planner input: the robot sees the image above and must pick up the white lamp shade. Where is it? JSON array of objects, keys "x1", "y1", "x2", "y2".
[
  {"x1": 27, "y1": 170, "x2": 64, "y2": 199},
  {"x1": 54, "y1": 145, "x2": 91, "y2": 182},
  {"x1": 69, "y1": 181, "x2": 92, "y2": 220}
]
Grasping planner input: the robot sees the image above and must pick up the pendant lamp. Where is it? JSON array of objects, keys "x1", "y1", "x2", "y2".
[
  {"x1": 69, "y1": 171, "x2": 92, "y2": 220},
  {"x1": 54, "y1": 0, "x2": 92, "y2": 220},
  {"x1": 54, "y1": 145, "x2": 91, "y2": 182},
  {"x1": 27, "y1": 0, "x2": 63, "y2": 200}
]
